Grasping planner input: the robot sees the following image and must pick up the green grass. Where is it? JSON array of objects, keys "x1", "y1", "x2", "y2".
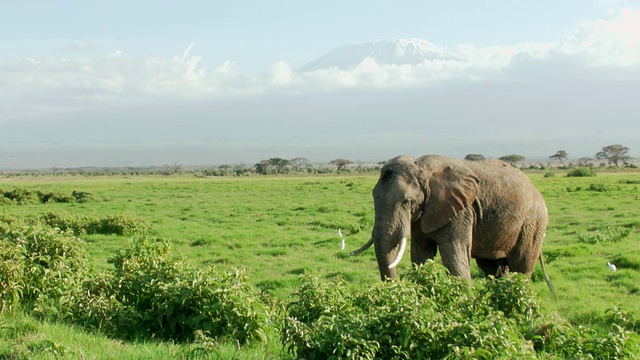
[{"x1": 2, "y1": 171, "x2": 640, "y2": 358}]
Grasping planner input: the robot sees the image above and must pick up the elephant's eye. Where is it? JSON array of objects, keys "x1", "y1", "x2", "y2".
[{"x1": 402, "y1": 199, "x2": 413, "y2": 207}]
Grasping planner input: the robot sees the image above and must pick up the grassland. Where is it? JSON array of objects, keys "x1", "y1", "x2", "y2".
[{"x1": 1, "y1": 169, "x2": 639, "y2": 358}]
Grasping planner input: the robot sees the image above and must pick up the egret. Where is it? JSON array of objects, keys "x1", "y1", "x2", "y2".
[
  {"x1": 338, "y1": 228, "x2": 345, "y2": 250},
  {"x1": 607, "y1": 262, "x2": 617, "y2": 272}
]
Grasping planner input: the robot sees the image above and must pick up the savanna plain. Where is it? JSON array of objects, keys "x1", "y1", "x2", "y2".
[{"x1": 1, "y1": 168, "x2": 639, "y2": 359}]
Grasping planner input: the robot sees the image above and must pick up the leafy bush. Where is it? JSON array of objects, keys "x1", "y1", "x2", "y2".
[
  {"x1": 71, "y1": 190, "x2": 94, "y2": 203},
  {"x1": 567, "y1": 168, "x2": 597, "y2": 177},
  {"x1": 543, "y1": 171, "x2": 556, "y2": 178},
  {"x1": 63, "y1": 238, "x2": 270, "y2": 343},
  {"x1": 0, "y1": 239, "x2": 25, "y2": 313},
  {"x1": 619, "y1": 179, "x2": 640, "y2": 185},
  {"x1": 90, "y1": 214, "x2": 150, "y2": 235},
  {"x1": 41, "y1": 211, "x2": 88, "y2": 235},
  {"x1": 578, "y1": 223, "x2": 633, "y2": 244},
  {"x1": 588, "y1": 183, "x2": 610, "y2": 192},
  {"x1": 283, "y1": 263, "x2": 538, "y2": 359},
  {"x1": 0, "y1": 221, "x2": 88, "y2": 314},
  {"x1": 480, "y1": 274, "x2": 540, "y2": 321},
  {"x1": 283, "y1": 263, "x2": 639, "y2": 359},
  {"x1": 0, "y1": 188, "x2": 95, "y2": 204},
  {"x1": 41, "y1": 211, "x2": 149, "y2": 236},
  {"x1": 1, "y1": 188, "x2": 40, "y2": 204}
]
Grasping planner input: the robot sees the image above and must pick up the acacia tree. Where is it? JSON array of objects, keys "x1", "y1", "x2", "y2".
[
  {"x1": 549, "y1": 150, "x2": 568, "y2": 165},
  {"x1": 464, "y1": 154, "x2": 486, "y2": 161},
  {"x1": 578, "y1": 157, "x2": 594, "y2": 167},
  {"x1": 290, "y1": 157, "x2": 310, "y2": 172},
  {"x1": 595, "y1": 145, "x2": 630, "y2": 167},
  {"x1": 269, "y1": 158, "x2": 292, "y2": 174},
  {"x1": 330, "y1": 159, "x2": 353, "y2": 171},
  {"x1": 254, "y1": 160, "x2": 272, "y2": 175},
  {"x1": 498, "y1": 154, "x2": 526, "y2": 166}
]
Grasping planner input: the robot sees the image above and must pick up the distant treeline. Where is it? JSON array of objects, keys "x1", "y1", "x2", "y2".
[
  {"x1": 0, "y1": 162, "x2": 382, "y2": 177},
  {"x1": 1, "y1": 150, "x2": 637, "y2": 178}
]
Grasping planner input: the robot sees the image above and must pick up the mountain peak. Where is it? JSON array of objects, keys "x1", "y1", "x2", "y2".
[{"x1": 297, "y1": 38, "x2": 456, "y2": 72}]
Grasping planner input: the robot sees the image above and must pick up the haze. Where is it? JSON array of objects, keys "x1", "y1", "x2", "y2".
[{"x1": 1, "y1": 1, "x2": 639, "y2": 169}]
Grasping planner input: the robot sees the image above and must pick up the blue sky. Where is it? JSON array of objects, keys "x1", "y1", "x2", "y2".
[{"x1": 2, "y1": 1, "x2": 640, "y2": 168}]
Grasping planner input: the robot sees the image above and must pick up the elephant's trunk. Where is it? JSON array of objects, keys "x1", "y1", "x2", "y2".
[
  {"x1": 372, "y1": 219, "x2": 409, "y2": 280},
  {"x1": 348, "y1": 237, "x2": 374, "y2": 256}
]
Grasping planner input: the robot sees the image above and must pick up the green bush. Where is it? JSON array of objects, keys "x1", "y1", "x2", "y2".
[
  {"x1": 480, "y1": 274, "x2": 540, "y2": 321},
  {"x1": 39, "y1": 191, "x2": 75, "y2": 203},
  {"x1": 63, "y1": 238, "x2": 269, "y2": 343},
  {"x1": 93, "y1": 214, "x2": 150, "y2": 235},
  {"x1": 0, "y1": 188, "x2": 94, "y2": 204},
  {"x1": 41, "y1": 211, "x2": 149, "y2": 236},
  {"x1": 283, "y1": 263, "x2": 537, "y2": 359},
  {"x1": 588, "y1": 183, "x2": 610, "y2": 192},
  {"x1": 41, "y1": 211, "x2": 88, "y2": 235},
  {"x1": 567, "y1": 168, "x2": 597, "y2": 177},
  {"x1": 578, "y1": 223, "x2": 633, "y2": 244},
  {"x1": 71, "y1": 190, "x2": 94, "y2": 203},
  {"x1": 283, "y1": 263, "x2": 639, "y2": 359},
  {"x1": 1, "y1": 188, "x2": 40, "y2": 204},
  {"x1": 0, "y1": 221, "x2": 88, "y2": 315},
  {"x1": 0, "y1": 239, "x2": 25, "y2": 313},
  {"x1": 543, "y1": 171, "x2": 556, "y2": 178}
]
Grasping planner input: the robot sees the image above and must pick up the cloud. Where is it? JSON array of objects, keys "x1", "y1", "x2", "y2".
[
  {"x1": 2, "y1": 8, "x2": 639, "y2": 125},
  {"x1": 557, "y1": 7, "x2": 640, "y2": 66}
]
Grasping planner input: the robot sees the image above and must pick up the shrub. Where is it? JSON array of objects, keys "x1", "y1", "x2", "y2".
[
  {"x1": 71, "y1": 190, "x2": 94, "y2": 203},
  {"x1": 543, "y1": 171, "x2": 556, "y2": 178},
  {"x1": 0, "y1": 239, "x2": 25, "y2": 313},
  {"x1": 91, "y1": 214, "x2": 150, "y2": 235},
  {"x1": 567, "y1": 168, "x2": 597, "y2": 177},
  {"x1": 41, "y1": 211, "x2": 149, "y2": 236},
  {"x1": 283, "y1": 264, "x2": 537, "y2": 359},
  {"x1": 0, "y1": 188, "x2": 94, "y2": 204},
  {"x1": 480, "y1": 274, "x2": 541, "y2": 322},
  {"x1": 39, "y1": 191, "x2": 75, "y2": 203},
  {"x1": 41, "y1": 211, "x2": 88, "y2": 235},
  {"x1": 0, "y1": 221, "x2": 88, "y2": 315},
  {"x1": 1, "y1": 188, "x2": 39, "y2": 204},
  {"x1": 588, "y1": 183, "x2": 610, "y2": 192},
  {"x1": 62, "y1": 238, "x2": 270, "y2": 343},
  {"x1": 283, "y1": 264, "x2": 640, "y2": 359},
  {"x1": 578, "y1": 223, "x2": 633, "y2": 244}
]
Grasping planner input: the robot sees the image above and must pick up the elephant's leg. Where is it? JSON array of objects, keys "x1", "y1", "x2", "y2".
[
  {"x1": 411, "y1": 238, "x2": 437, "y2": 265},
  {"x1": 439, "y1": 239, "x2": 472, "y2": 279},
  {"x1": 410, "y1": 227, "x2": 437, "y2": 265},
  {"x1": 434, "y1": 213, "x2": 473, "y2": 280},
  {"x1": 507, "y1": 223, "x2": 543, "y2": 276},
  {"x1": 476, "y1": 258, "x2": 509, "y2": 277}
]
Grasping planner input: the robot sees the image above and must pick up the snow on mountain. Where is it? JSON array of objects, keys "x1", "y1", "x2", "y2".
[{"x1": 297, "y1": 38, "x2": 458, "y2": 73}]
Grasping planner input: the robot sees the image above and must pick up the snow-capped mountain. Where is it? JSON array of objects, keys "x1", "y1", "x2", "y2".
[{"x1": 297, "y1": 38, "x2": 457, "y2": 72}]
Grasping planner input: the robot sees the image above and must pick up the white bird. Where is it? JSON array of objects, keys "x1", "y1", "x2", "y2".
[
  {"x1": 338, "y1": 228, "x2": 343, "y2": 238},
  {"x1": 341, "y1": 238, "x2": 346, "y2": 250},
  {"x1": 607, "y1": 262, "x2": 617, "y2": 272},
  {"x1": 338, "y1": 228, "x2": 345, "y2": 250}
]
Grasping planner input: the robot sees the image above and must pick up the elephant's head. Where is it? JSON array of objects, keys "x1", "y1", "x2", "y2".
[{"x1": 350, "y1": 155, "x2": 479, "y2": 280}]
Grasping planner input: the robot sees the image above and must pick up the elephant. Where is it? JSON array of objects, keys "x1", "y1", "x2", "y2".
[{"x1": 350, "y1": 155, "x2": 555, "y2": 292}]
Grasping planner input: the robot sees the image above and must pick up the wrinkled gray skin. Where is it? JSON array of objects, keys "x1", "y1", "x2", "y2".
[{"x1": 350, "y1": 155, "x2": 554, "y2": 292}]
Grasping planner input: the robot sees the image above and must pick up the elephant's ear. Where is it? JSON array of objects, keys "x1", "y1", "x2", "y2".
[{"x1": 420, "y1": 165, "x2": 479, "y2": 234}]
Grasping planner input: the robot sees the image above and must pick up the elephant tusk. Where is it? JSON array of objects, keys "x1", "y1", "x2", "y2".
[
  {"x1": 348, "y1": 238, "x2": 374, "y2": 256},
  {"x1": 388, "y1": 236, "x2": 407, "y2": 269}
]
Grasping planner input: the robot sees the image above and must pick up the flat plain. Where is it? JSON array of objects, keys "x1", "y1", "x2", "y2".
[{"x1": 1, "y1": 168, "x2": 639, "y2": 358}]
